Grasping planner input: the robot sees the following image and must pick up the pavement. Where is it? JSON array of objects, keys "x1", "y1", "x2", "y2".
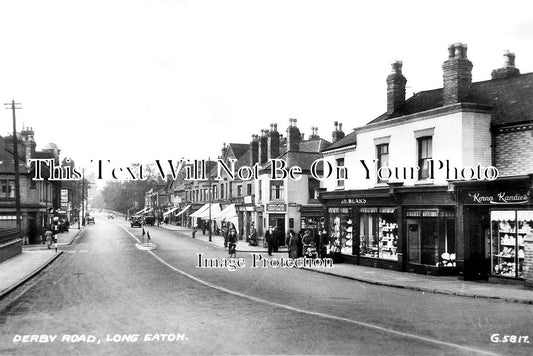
[
  {"x1": 156, "y1": 223, "x2": 533, "y2": 304},
  {"x1": 0, "y1": 224, "x2": 82, "y2": 298},
  {"x1": 1, "y1": 220, "x2": 533, "y2": 305}
]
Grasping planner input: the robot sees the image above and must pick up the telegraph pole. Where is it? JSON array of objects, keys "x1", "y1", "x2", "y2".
[
  {"x1": 4, "y1": 100, "x2": 23, "y2": 237},
  {"x1": 81, "y1": 168, "x2": 85, "y2": 226},
  {"x1": 208, "y1": 157, "x2": 212, "y2": 242}
]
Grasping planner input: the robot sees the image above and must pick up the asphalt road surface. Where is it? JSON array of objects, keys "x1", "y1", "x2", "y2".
[{"x1": 0, "y1": 217, "x2": 531, "y2": 355}]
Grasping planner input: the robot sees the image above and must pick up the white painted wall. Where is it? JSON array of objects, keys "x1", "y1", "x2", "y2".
[{"x1": 322, "y1": 110, "x2": 492, "y2": 191}]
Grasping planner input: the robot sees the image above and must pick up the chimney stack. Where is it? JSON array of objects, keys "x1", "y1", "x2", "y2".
[
  {"x1": 442, "y1": 43, "x2": 473, "y2": 105},
  {"x1": 221, "y1": 142, "x2": 228, "y2": 159},
  {"x1": 250, "y1": 134, "x2": 259, "y2": 166},
  {"x1": 258, "y1": 130, "x2": 269, "y2": 165},
  {"x1": 267, "y1": 123, "x2": 280, "y2": 160},
  {"x1": 332, "y1": 121, "x2": 345, "y2": 143},
  {"x1": 286, "y1": 118, "x2": 301, "y2": 152},
  {"x1": 308, "y1": 126, "x2": 320, "y2": 140},
  {"x1": 386, "y1": 61, "x2": 407, "y2": 114},
  {"x1": 491, "y1": 50, "x2": 520, "y2": 80},
  {"x1": 20, "y1": 126, "x2": 36, "y2": 162}
]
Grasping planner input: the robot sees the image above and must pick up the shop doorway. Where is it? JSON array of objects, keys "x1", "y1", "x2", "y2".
[
  {"x1": 407, "y1": 219, "x2": 420, "y2": 263},
  {"x1": 268, "y1": 214, "x2": 285, "y2": 246}
]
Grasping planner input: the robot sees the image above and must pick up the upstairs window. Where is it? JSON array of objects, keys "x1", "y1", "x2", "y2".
[
  {"x1": 376, "y1": 144, "x2": 389, "y2": 183},
  {"x1": 417, "y1": 136, "x2": 432, "y2": 180},
  {"x1": 270, "y1": 180, "x2": 284, "y2": 201},
  {"x1": 336, "y1": 158, "x2": 345, "y2": 187}
]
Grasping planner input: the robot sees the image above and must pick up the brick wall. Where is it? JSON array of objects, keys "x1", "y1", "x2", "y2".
[
  {"x1": 494, "y1": 126, "x2": 533, "y2": 176},
  {"x1": 524, "y1": 233, "x2": 533, "y2": 289}
]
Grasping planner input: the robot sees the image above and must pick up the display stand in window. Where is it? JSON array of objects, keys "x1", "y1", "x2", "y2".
[
  {"x1": 359, "y1": 208, "x2": 398, "y2": 260},
  {"x1": 491, "y1": 210, "x2": 532, "y2": 279}
]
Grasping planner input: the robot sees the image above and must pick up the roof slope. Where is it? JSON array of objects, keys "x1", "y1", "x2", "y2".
[{"x1": 368, "y1": 72, "x2": 533, "y2": 126}]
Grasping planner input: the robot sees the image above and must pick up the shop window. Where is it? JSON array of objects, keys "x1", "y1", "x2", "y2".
[
  {"x1": 237, "y1": 185, "x2": 243, "y2": 196},
  {"x1": 270, "y1": 180, "x2": 284, "y2": 201},
  {"x1": 417, "y1": 136, "x2": 432, "y2": 180},
  {"x1": 327, "y1": 207, "x2": 353, "y2": 255},
  {"x1": 247, "y1": 183, "x2": 252, "y2": 196},
  {"x1": 220, "y1": 184, "x2": 224, "y2": 200},
  {"x1": 359, "y1": 207, "x2": 398, "y2": 260},
  {"x1": 376, "y1": 144, "x2": 389, "y2": 183},
  {"x1": 491, "y1": 210, "x2": 532, "y2": 279},
  {"x1": 258, "y1": 180, "x2": 262, "y2": 201}
]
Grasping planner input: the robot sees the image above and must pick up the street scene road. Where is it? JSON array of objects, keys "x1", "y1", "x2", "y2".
[{"x1": 0, "y1": 217, "x2": 531, "y2": 355}]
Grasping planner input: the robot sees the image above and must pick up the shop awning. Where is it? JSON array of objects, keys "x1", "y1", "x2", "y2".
[
  {"x1": 213, "y1": 204, "x2": 238, "y2": 228},
  {"x1": 197, "y1": 204, "x2": 222, "y2": 220},
  {"x1": 135, "y1": 208, "x2": 148, "y2": 215},
  {"x1": 175, "y1": 205, "x2": 191, "y2": 217},
  {"x1": 163, "y1": 206, "x2": 180, "y2": 217},
  {"x1": 189, "y1": 203, "x2": 211, "y2": 218}
]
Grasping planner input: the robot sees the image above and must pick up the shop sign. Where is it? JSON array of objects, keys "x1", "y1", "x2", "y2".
[
  {"x1": 465, "y1": 191, "x2": 531, "y2": 205},
  {"x1": 61, "y1": 189, "x2": 69, "y2": 203},
  {"x1": 267, "y1": 203, "x2": 286, "y2": 212},
  {"x1": 340, "y1": 198, "x2": 367, "y2": 205}
]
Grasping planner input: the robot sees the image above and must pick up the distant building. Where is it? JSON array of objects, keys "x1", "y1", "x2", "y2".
[{"x1": 0, "y1": 127, "x2": 61, "y2": 246}]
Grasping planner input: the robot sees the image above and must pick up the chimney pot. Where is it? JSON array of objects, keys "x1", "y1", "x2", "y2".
[
  {"x1": 503, "y1": 50, "x2": 516, "y2": 67},
  {"x1": 391, "y1": 60, "x2": 403, "y2": 73}
]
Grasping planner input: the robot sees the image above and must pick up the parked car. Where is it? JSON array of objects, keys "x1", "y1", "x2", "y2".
[
  {"x1": 144, "y1": 215, "x2": 155, "y2": 226},
  {"x1": 86, "y1": 216, "x2": 95, "y2": 224},
  {"x1": 107, "y1": 214, "x2": 115, "y2": 219},
  {"x1": 130, "y1": 216, "x2": 142, "y2": 228}
]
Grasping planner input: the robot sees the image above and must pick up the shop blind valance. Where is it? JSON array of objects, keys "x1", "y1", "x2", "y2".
[
  {"x1": 406, "y1": 209, "x2": 454, "y2": 217},
  {"x1": 359, "y1": 207, "x2": 396, "y2": 214}
]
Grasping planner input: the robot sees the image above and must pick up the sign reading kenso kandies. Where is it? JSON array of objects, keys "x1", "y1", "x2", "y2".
[{"x1": 465, "y1": 191, "x2": 531, "y2": 205}]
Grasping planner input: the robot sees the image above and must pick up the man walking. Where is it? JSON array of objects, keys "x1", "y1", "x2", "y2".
[{"x1": 265, "y1": 226, "x2": 274, "y2": 256}]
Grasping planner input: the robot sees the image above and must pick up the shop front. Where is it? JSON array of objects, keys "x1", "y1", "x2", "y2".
[
  {"x1": 266, "y1": 202, "x2": 286, "y2": 245},
  {"x1": 299, "y1": 205, "x2": 324, "y2": 246},
  {"x1": 453, "y1": 175, "x2": 533, "y2": 282},
  {"x1": 399, "y1": 187, "x2": 457, "y2": 276},
  {"x1": 321, "y1": 189, "x2": 402, "y2": 270}
]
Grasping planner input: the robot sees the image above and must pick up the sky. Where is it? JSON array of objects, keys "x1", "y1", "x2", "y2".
[{"x1": 0, "y1": 0, "x2": 532, "y2": 179}]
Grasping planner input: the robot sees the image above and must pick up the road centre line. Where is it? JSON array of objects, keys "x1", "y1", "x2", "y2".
[{"x1": 119, "y1": 225, "x2": 500, "y2": 356}]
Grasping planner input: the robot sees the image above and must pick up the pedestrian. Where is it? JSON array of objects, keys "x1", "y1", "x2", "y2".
[
  {"x1": 248, "y1": 223, "x2": 258, "y2": 246},
  {"x1": 45, "y1": 227, "x2": 54, "y2": 249},
  {"x1": 319, "y1": 228, "x2": 328, "y2": 258},
  {"x1": 223, "y1": 223, "x2": 229, "y2": 247},
  {"x1": 272, "y1": 226, "x2": 280, "y2": 252},
  {"x1": 228, "y1": 228, "x2": 237, "y2": 258},
  {"x1": 202, "y1": 223, "x2": 206, "y2": 235},
  {"x1": 286, "y1": 230, "x2": 300, "y2": 259},
  {"x1": 265, "y1": 226, "x2": 274, "y2": 256},
  {"x1": 192, "y1": 225, "x2": 197, "y2": 239}
]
